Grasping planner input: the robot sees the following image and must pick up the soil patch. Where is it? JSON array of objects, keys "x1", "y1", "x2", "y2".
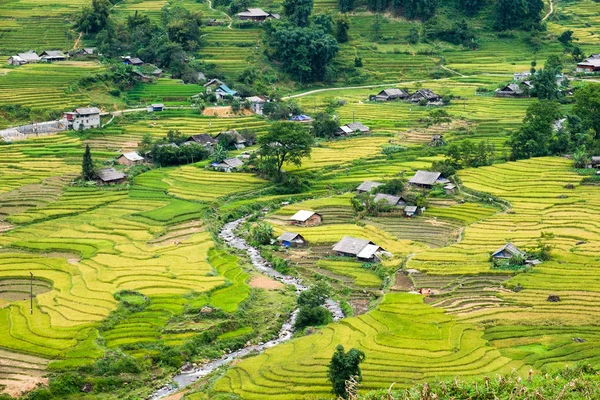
[
  {"x1": 390, "y1": 272, "x2": 414, "y2": 291},
  {"x1": 1, "y1": 376, "x2": 48, "y2": 398},
  {"x1": 249, "y1": 276, "x2": 284, "y2": 290},
  {"x1": 203, "y1": 107, "x2": 253, "y2": 117},
  {"x1": 350, "y1": 299, "x2": 370, "y2": 315}
]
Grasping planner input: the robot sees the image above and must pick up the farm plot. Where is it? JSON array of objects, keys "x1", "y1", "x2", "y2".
[{"x1": 213, "y1": 293, "x2": 526, "y2": 398}]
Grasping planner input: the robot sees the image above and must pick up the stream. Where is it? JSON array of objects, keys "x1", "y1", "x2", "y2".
[{"x1": 149, "y1": 217, "x2": 344, "y2": 399}]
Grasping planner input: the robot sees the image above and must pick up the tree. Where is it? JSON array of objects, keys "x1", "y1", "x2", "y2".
[
  {"x1": 297, "y1": 281, "x2": 330, "y2": 308},
  {"x1": 138, "y1": 133, "x2": 154, "y2": 154},
  {"x1": 573, "y1": 84, "x2": 600, "y2": 141},
  {"x1": 328, "y1": 345, "x2": 366, "y2": 399},
  {"x1": 283, "y1": 0, "x2": 314, "y2": 27},
  {"x1": 508, "y1": 101, "x2": 561, "y2": 160},
  {"x1": 406, "y1": 26, "x2": 419, "y2": 44},
  {"x1": 377, "y1": 179, "x2": 405, "y2": 195},
  {"x1": 258, "y1": 123, "x2": 314, "y2": 176},
  {"x1": 532, "y1": 68, "x2": 559, "y2": 101},
  {"x1": 248, "y1": 222, "x2": 274, "y2": 246},
  {"x1": 459, "y1": 0, "x2": 483, "y2": 16},
  {"x1": 338, "y1": 0, "x2": 354, "y2": 13},
  {"x1": 82, "y1": 144, "x2": 94, "y2": 181},
  {"x1": 312, "y1": 14, "x2": 333, "y2": 33},
  {"x1": 312, "y1": 112, "x2": 339, "y2": 138},
  {"x1": 212, "y1": 144, "x2": 228, "y2": 163},
  {"x1": 335, "y1": 14, "x2": 350, "y2": 43},
  {"x1": 294, "y1": 306, "x2": 332, "y2": 330},
  {"x1": 558, "y1": 30, "x2": 574, "y2": 46},
  {"x1": 76, "y1": 0, "x2": 111, "y2": 34},
  {"x1": 573, "y1": 147, "x2": 591, "y2": 169}
]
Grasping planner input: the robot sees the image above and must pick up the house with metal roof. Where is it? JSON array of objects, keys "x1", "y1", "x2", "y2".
[
  {"x1": 408, "y1": 170, "x2": 442, "y2": 188},
  {"x1": 336, "y1": 122, "x2": 370, "y2": 136},
  {"x1": 404, "y1": 205, "x2": 418, "y2": 217},
  {"x1": 215, "y1": 130, "x2": 248, "y2": 149},
  {"x1": 496, "y1": 83, "x2": 525, "y2": 97},
  {"x1": 332, "y1": 236, "x2": 386, "y2": 263},
  {"x1": 408, "y1": 89, "x2": 441, "y2": 103},
  {"x1": 215, "y1": 84, "x2": 239, "y2": 100},
  {"x1": 373, "y1": 193, "x2": 406, "y2": 207},
  {"x1": 277, "y1": 232, "x2": 307, "y2": 248},
  {"x1": 117, "y1": 152, "x2": 145, "y2": 166},
  {"x1": 185, "y1": 134, "x2": 216, "y2": 147},
  {"x1": 356, "y1": 180, "x2": 383, "y2": 194},
  {"x1": 491, "y1": 243, "x2": 526, "y2": 259},
  {"x1": 237, "y1": 8, "x2": 280, "y2": 21},
  {"x1": 8, "y1": 50, "x2": 41, "y2": 65},
  {"x1": 246, "y1": 96, "x2": 267, "y2": 115},
  {"x1": 63, "y1": 107, "x2": 101, "y2": 130},
  {"x1": 123, "y1": 56, "x2": 144, "y2": 66},
  {"x1": 212, "y1": 157, "x2": 244, "y2": 172},
  {"x1": 288, "y1": 210, "x2": 322, "y2": 227},
  {"x1": 577, "y1": 55, "x2": 600, "y2": 73},
  {"x1": 97, "y1": 168, "x2": 127, "y2": 184},
  {"x1": 374, "y1": 88, "x2": 409, "y2": 101},
  {"x1": 40, "y1": 50, "x2": 67, "y2": 62}
]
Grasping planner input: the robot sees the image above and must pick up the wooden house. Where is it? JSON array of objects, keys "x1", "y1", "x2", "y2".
[
  {"x1": 443, "y1": 183, "x2": 456, "y2": 195},
  {"x1": 491, "y1": 243, "x2": 525, "y2": 260},
  {"x1": 373, "y1": 193, "x2": 406, "y2": 207},
  {"x1": 277, "y1": 232, "x2": 307, "y2": 248},
  {"x1": 577, "y1": 55, "x2": 600, "y2": 73},
  {"x1": 408, "y1": 89, "x2": 441, "y2": 103},
  {"x1": 408, "y1": 170, "x2": 442, "y2": 189},
  {"x1": 40, "y1": 50, "x2": 66, "y2": 62},
  {"x1": 97, "y1": 168, "x2": 127, "y2": 184},
  {"x1": 236, "y1": 8, "x2": 280, "y2": 21},
  {"x1": 123, "y1": 56, "x2": 144, "y2": 66},
  {"x1": 332, "y1": 236, "x2": 386, "y2": 263},
  {"x1": 215, "y1": 130, "x2": 248, "y2": 149},
  {"x1": 496, "y1": 83, "x2": 525, "y2": 97},
  {"x1": 288, "y1": 210, "x2": 322, "y2": 227},
  {"x1": 185, "y1": 134, "x2": 216, "y2": 147},
  {"x1": 8, "y1": 51, "x2": 40, "y2": 65},
  {"x1": 356, "y1": 180, "x2": 383, "y2": 194},
  {"x1": 117, "y1": 152, "x2": 144, "y2": 166},
  {"x1": 404, "y1": 205, "x2": 418, "y2": 217},
  {"x1": 203, "y1": 78, "x2": 225, "y2": 93},
  {"x1": 374, "y1": 88, "x2": 409, "y2": 101},
  {"x1": 212, "y1": 157, "x2": 244, "y2": 172}
]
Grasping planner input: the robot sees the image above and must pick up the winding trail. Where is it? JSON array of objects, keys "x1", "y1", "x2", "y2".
[
  {"x1": 207, "y1": 0, "x2": 233, "y2": 29},
  {"x1": 149, "y1": 216, "x2": 343, "y2": 400},
  {"x1": 542, "y1": 0, "x2": 554, "y2": 22}
]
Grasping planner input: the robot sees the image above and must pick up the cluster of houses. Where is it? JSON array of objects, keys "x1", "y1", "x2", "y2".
[
  {"x1": 202, "y1": 79, "x2": 268, "y2": 115},
  {"x1": 371, "y1": 88, "x2": 442, "y2": 105},
  {"x1": 576, "y1": 54, "x2": 600, "y2": 73},
  {"x1": 496, "y1": 71, "x2": 569, "y2": 98},
  {"x1": 7, "y1": 50, "x2": 68, "y2": 66}
]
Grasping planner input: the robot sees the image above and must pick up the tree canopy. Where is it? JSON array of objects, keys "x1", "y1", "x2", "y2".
[
  {"x1": 328, "y1": 345, "x2": 366, "y2": 399},
  {"x1": 258, "y1": 122, "x2": 315, "y2": 176},
  {"x1": 508, "y1": 101, "x2": 562, "y2": 160}
]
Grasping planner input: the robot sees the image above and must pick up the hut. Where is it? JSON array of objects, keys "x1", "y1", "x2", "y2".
[
  {"x1": 215, "y1": 130, "x2": 248, "y2": 149},
  {"x1": 356, "y1": 180, "x2": 383, "y2": 194},
  {"x1": 336, "y1": 122, "x2": 370, "y2": 136},
  {"x1": 288, "y1": 210, "x2": 322, "y2": 227},
  {"x1": 491, "y1": 243, "x2": 525, "y2": 260},
  {"x1": 443, "y1": 183, "x2": 456, "y2": 195},
  {"x1": 151, "y1": 104, "x2": 164, "y2": 112},
  {"x1": 332, "y1": 236, "x2": 386, "y2": 263},
  {"x1": 116, "y1": 152, "x2": 144, "y2": 166},
  {"x1": 236, "y1": 8, "x2": 280, "y2": 21},
  {"x1": 591, "y1": 156, "x2": 600, "y2": 168},
  {"x1": 212, "y1": 158, "x2": 244, "y2": 172},
  {"x1": 408, "y1": 89, "x2": 441, "y2": 103},
  {"x1": 123, "y1": 56, "x2": 144, "y2": 66},
  {"x1": 404, "y1": 205, "x2": 418, "y2": 217},
  {"x1": 185, "y1": 134, "x2": 216, "y2": 147},
  {"x1": 374, "y1": 88, "x2": 409, "y2": 101},
  {"x1": 277, "y1": 232, "x2": 307, "y2": 248},
  {"x1": 39, "y1": 50, "x2": 67, "y2": 62},
  {"x1": 373, "y1": 193, "x2": 406, "y2": 207},
  {"x1": 496, "y1": 83, "x2": 524, "y2": 97},
  {"x1": 408, "y1": 170, "x2": 442, "y2": 189},
  {"x1": 8, "y1": 51, "x2": 40, "y2": 65},
  {"x1": 97, "y1": 168, "x2": 127, "y2": 184},
  {"x1": 246, "y1": 96, "x2": 267, "y2": 115}
]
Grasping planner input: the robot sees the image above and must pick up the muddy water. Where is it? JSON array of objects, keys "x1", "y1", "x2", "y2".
[{"x1": 149, "y1": 217, "x2": 343, "y2": 399}]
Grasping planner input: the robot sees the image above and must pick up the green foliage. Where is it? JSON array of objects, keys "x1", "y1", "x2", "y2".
[
  {"x1": 152, "y1": 143, "x2": 209, "y2": 166},
  {"x1": 338, "y1": 0, "x2": 354, "y2": 13},
  {"x1": 406, "y1": 27, "x2": 419, "y2": 44},
  {"x1": 92, "y1": 351, "x2": 141, "y2": 376},
  {"x1": 213, "y1": 144, "x2": 228, "y2": 164},
  {"x1": 312, "y1": 112, "x2": 339, "y2": 138},
  {"x1": 532, "y1": 68, "x2": 560, "y2": 101},
  {"x1": 459, "y1": 0, "x2": 483, "y2": 16},
  {"x1": 336, "y1": 14, "x2": 350, "y2": 43},
  {"x1": 423, "y1": 17, "x2": 475, "y2": 46},
  {"x1": 297, "y1": 281, "x2": 330, "y2": 308},
  {"x1": 76, "y1": 0, "x2": 111, "y2": 34},
  {"x1": 328, "y1": 344, "x2": 366, "y2": 399},
  {"x1": 446, "y1": 140, "x2": 495, "y2": 169},
  {"x1": 81, "y1": 144, "x2": 94, "y2": 181},
  {"x1": 258, "y1": 122, "x2": 314, "y2": 176},
  {"x1": 294, "y1": 305, "x2": 332, "y2": 330},
  {"x1": 573, "y1": 84, "x2": 600, "y2": 141},
  {"x1": 283, "y1": 0, "x2": 313, "y2": 27},
  {"x1": 376, "y1": 179, "x2": 405, "y2": 196},
  {"x1": 495, "y1": 0, "x2": 544, "y2": 31},
  {"x1": 508, "y1": 101, "x2": 562, "y2": 160},
  {"x1": 248, "y1": 222, "x2": 274, "y2": 246}
]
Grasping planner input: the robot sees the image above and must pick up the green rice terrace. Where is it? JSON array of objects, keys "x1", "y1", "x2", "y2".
[{"x1": 4, "y1": 0, "x2": 600, "y2": 399}]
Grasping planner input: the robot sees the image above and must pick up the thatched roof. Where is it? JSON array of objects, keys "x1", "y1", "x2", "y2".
[
  {"x1": 356, "y1": 180, "x2": 383, "y2": 192},
  {"x1": 492, "y1": 242, "x2": 525, "y2": 258},
  {"x1": 409, "y1": 170, "x2": 441, "y2": 186},
  {"x1": 373, "y1": 193, "x2": 403, "y2": 206},
  {"x1": 332, "y1": 236, "x2": 372, "y2": 255},
  {"x1": 97, "y1": 168, "x2": 126, "y2": 182}
]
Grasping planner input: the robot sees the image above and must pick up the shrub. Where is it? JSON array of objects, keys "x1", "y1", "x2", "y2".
[{"x1": 294, "y1": 305, "x2": 332, "y2": 330}]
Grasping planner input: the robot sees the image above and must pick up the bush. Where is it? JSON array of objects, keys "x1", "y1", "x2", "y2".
[{"x1": 294, "y1": 305, "x2": 332, "y2": 330}]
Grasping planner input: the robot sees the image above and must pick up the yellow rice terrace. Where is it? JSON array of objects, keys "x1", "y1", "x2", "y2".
[{"x1": 3, "y1": 0, "x2": 600, "y2": 399}]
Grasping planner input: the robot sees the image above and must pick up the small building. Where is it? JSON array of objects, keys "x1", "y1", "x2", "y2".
[
  {"x1": 277, "y1": 232, "x2": 307, "y2": 248},
  {"x1": 246, "y1": 96, "x2": 267, "y2": 115},
  {"x1": 215, "y1": 84, "x2": 238, "y2": 100},
  {"x1": 374, "y1": 88, "x2": 409, "y2": 102},
  {"x1": 291, "y1": 114, "x2": 312, "y2": 123},
  {"x1": 71, "y1": 48, "x2": 96, "y2": 57},
  {"x1": 288, "y1": 210, "x2": 322, "y2": 227},
  {"x1": 212, "y1": 157, "x2": 244, "y2": 172},
  {"x1": 215, "y1": 130, "x2": 247, "y2": 149},
  {"x1": 151, "y1": 103, "x2": 164, "y2": 112},
  {"x1": 332, "y1": 236, "x2": 386, "y2": 263},
  {"x1": 404, "y1": 205, "x2": 418, "y2": 217},
  {"x1": 152, "y1": 68, "x2": 163, "y2": 78},
  {"x1": 8, "y1": 50, "x2": 41, "y2": 65},
  {"x1": 496, "y1": 83, "x2": 525, "y2": 97},
  {"x1": 236, "y1": 8, "x2": 280, "y2": 21},
  {"x1": 336, "y1": 122, "x2": 370, "y2": 136},
  {"x1": 97, "y1": 168, "x2": 127, "y2": 184},
  {"x1": 63, "y1": 107, "x2": 101, "y2": 130},
  {"x1": 577, "y1": 55, "x2": 600, "y2": 73},
  {"x1": 408, "y1": 170, "x2": 442, "y2": 189},
  {"x1": 116, "y1": 152, "x2": 144, "y2": 166},
  {"x1": 513, "y1": 71, "x2": 531, "y2": 81},
  {"x1": 204, "y1": 78, "x2": 225, "y2": 93},
  {"x1": 39, "y1": 50, "x2": 67, "y2": 62},
  {"x1": 185, "y1": 134, "x2": 216, "y2": 147},
  {"x1": 491, "y1": 243, "x2": 525, "y2": 260},
  {"x1": 123, "y1": 57, "x2": 144, "y2": 66},
  {"x1": 7, "y1": 55, "x2": 26, "y2": 66},
  {"x1": 356, "y1": 180, "x2": 383, "y2": 194},
  {"x1": 591, "y1": 156, "x2": 600, "y2": 168},
  {"x1": 408, "y1": 89, "x2": 441, "y2": 103},
  {"x1": 443, "y1": 183, "x2": 456, "y2": 195},
  {"x1": 373, "y1": 193, "x2": 406, "y2": 207}
]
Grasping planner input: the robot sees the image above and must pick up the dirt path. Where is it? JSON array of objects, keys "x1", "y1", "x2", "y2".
[
  {"x1": 207, "y1": 0, "x2": 233, "y2": 29},
  {"x1": 542, "y1": 0, "x2": 554, "y2": 22},
  {"x1": 71, "y1": 31, "x2": 83, "y2": 51},
  {"x1": 439, "y1": 64, "x2": 467, "y2": 78}
]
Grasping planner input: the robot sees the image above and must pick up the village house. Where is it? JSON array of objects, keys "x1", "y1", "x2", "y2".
[
  {"x1": 491, "y1": 243, "x2": 525, "y2": 260},
  {"x1": 444, "y1": 183, "x2": 457, "y2": 195},
  {"x1": 374, "y1": 88, "x2": 409, "y2": 102},
  {"x1": 591, "y1": 156, "x2": 600, "y2": 168},
  {"x1": 97, "y1": 168, "x2": 127, "y2": 184},
  {"x1": 496, "y1": 83, "x2": 527, "y2": 98},
  {"x1": 356, "y1": 180, "x2": 383, "y2": 194},
  {"x1": 246, "y1": 96, "x2": 267, "y2": 115},
  {"x1": 408, "y1": 89, "x2": 441, "y2": 103},
  {"x1": 71, "y1": 48, "x2": 96, "y2": 57},
  {"x1": 8, "y1": 51, "x2": 40, "y2": 65},
  {"x1": 123, "y1": 56, "x2": 144, "y2": 66},
  {"x1": 577, "y1": 54, "x2": 600, "y2": 73},
  {"x1": 291, "y1": 115, "x2": 312, "y2": 122},
  {"x1": 151, "y1": 104, "x2": 164, "y2": 112},
  {"x1": 408, "y1": 170, "x2": 443, "y2": 189},
  {"x1": 236, "y1": 8, "x2": 280, "y2": 21},
  {"x1": 373, "y1": 193, "x2": 406, "y2": 207},
  {"x1": 212, "y1": 157, "x2": 244, "y2": 172},
  {"x1": 215, "y1": 84, "x2": 239, "y2": 100},
  {"x1": 513, "y1": 71, "x2": 531, "y2": 81},
  {"x1": 116, "y1": 152, "x2": 145, "y2": 166},
  {"x1": 288, "y1": 210, "x2": 322, "y2": 227},
  {"x1": 404, "y1": 205, "x2": 418, "y2": 217},
  {"x1": 185, "y1": 134, "x2": 216, "y2": 148},
  {"x1": 152, "y1": 68, "x2": 163, "y2": 78},
  {"x1": 63, "y1": 107, "x2": 101, "y2": 130},
  {"x1": 39, "y1": 50, "x2": 67, "y2": 62},
  {"x1": 277, "y1": 232, "x2": 307, "y2": 248},
  {"x1": 332, "y1": 236, "x2": 387, "y2": 263},
  {"x1": 204, "y1": 78, "x2": 225, "y2": 93},
  {"x1": 336, "y1": 122, "x2": 370, "y2": 136},
  {"x1": 215, "y1": 130, "x2": 249, "y2": 149}
]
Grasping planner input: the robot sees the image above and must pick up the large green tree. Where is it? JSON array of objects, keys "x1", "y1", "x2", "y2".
[
  {"x1": 76, "y1": 0, "x2": 112, "y2": 33},
  {"x1": 328, "y1": 345, "x2": 366, "y2": 399},
  {"x1": 82, "y1": 144, "x2": 94, "y2": 181},
  {"x1": 495, "y1": 0, "x2": 543, "y2": 30},
  {"x1": 258, "y1": 122, "x2": 315, "y2": 175},
  {"x1": 573, "y1": 84, "x2": 600, "y2": 141},
  {"x1": 283, "y1": 0, "x2": 314, "y2": 27},
  {"x1": 508, "y1": 101, "x2": 561, "y2": 160}
]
